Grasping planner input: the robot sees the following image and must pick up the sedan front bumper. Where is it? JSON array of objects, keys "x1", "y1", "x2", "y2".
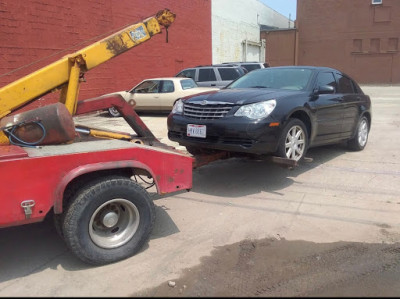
[{"x1": 167, "y1": 113, "x2": 282, "y2": 155}]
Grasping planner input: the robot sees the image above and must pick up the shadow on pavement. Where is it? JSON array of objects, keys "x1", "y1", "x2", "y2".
[
  {"x1": 190, "y1": 144, "x2": 347, "y2": 197},
  {"x1": 0, "y1": 205, "x2": 178, "y2": 284}
]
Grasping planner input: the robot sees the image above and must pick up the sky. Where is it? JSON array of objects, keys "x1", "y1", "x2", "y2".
[{"x1": 260, "y1": 0, "x2": 297, "y2": 21}]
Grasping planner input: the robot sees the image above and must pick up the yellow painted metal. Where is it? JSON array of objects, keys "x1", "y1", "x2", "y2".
[
  {"x1": 0, "y1": 131, "x2": 8, "y2": 144},
  {"x1": 0, "y1": 9, "x2": 176, "y2": 118},
  {"x1": 89, "y1": 129, "x2": 132, "y2": 141},
  {"x1": 64, "y1": 59, "x2": 82, "y2": 114}
]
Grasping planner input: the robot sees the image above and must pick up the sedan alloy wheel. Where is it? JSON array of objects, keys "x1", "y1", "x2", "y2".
[{"x1": 277, "y1": 118, "x2": 308, "y2": 161}]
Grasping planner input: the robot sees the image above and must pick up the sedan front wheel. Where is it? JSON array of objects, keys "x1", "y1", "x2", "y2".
[{"x1": 276, "y1": 118, "x2": 308, "y2": 161}]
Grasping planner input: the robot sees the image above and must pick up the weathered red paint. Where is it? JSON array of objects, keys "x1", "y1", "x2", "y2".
[{"x1": 0, "y1": 143, "x2": 193, "y2": 228}]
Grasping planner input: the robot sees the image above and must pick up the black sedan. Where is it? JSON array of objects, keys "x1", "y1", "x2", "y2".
[{"x1": 167, "y1": 66, "x2": 371, "y2": 161}]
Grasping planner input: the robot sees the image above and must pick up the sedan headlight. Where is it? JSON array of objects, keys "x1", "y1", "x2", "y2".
[
  {"x1": 171, "y1": 99, "x2": 183, "y2": 114},
  {"x1": 234, "y1": 99, "x2": 276, "y2": 119}
]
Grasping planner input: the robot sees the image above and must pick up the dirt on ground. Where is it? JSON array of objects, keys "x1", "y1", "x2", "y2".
[{"x1": 134, "y1": 238, "x2": 400, "y2": 297}]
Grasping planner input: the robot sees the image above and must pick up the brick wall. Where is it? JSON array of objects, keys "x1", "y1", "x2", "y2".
[
  {"x1": 0, "y1": 0, "x2": 212, "y2": 110},
  {"x1": 261, "y1": 29, "x2": 296, "y2": 67},
  {"x1": 296, "y1": 0, "x2": 400, "y2": 84}
]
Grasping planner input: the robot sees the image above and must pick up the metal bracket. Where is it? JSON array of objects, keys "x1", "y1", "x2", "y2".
[{"x1": 21, "y1": 200, "x2": 35, "y2": 219}]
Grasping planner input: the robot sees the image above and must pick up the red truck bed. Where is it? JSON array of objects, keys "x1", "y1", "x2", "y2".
[{"x1": 0, "y1": 139, "x2": 193, "y2": 228}]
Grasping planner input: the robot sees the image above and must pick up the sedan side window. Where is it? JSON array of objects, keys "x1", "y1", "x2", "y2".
[
  {"x1": 134, "y1": 80, "x2": 160, "y2": 93},
  {"x1": 336, "y1": 74, "x2": 355, "y2": 94},
  {"x1": 316, "y1": 72, "x2": 337, "y2": 91},
  {"x1": 160, "y1": 80, "x2": 174, "y2": 93}
]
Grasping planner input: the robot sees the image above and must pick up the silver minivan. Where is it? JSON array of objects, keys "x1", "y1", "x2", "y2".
[
  {"x1": 222, "y1": 62, "x2": 269, "y2": 72},
  {"x1": 175, "y1": 65, "x2": 246, "y2": 88}
]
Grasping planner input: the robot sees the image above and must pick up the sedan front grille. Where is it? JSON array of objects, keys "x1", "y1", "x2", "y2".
[{"x1": 183, "y1": 102, "x2": 234, "y2": 120}]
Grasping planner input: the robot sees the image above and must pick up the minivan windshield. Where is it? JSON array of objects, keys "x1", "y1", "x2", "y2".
[{"x1": 227, "y1": 68, "x2": 313, "y2": 91}]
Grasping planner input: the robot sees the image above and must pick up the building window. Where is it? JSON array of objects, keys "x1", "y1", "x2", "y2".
[
  {"x1": 353, "y1": 39, "x2": 363, "y2": 52},
  {"x1": 374, "y1": 6, "x2": 391, "y2": 22},
  {"x1": 388, "y1": 38, "x2": 398, "y2": 52},
  {"x1": 370, "y1": 38, "x2": 381, "y2": 53},
  {"x1": 372, "y1": 0, "x2": 382, "y2": 4}
]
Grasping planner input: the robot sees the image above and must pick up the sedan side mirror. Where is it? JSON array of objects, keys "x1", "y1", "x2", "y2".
[{"x1": 318, "y1": 85, "x2": 335, "y2": 94}]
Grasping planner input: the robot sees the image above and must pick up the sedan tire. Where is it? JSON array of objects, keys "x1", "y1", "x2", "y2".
[
  {"x1": 276, "y1": 118, "x2": 308, "y2": 161},
  {"x1": 347, "y1": 116, "x2": 369, "y2": 151}
]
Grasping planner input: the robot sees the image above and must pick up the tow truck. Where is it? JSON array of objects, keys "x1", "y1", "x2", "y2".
[
  {"x1": 0, "y1": 7, "x2": 299, "y2": 266},
  {"x1": 0, "y1": 9, "x2": 195, "y2": 266}
]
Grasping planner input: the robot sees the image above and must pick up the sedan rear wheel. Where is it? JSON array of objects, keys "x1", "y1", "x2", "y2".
[
  {"x1": 347, "y1": 116, "x2": 369, "y2": 151},
  {"x1": 277, "y1": 118, "x2": 308, "y2": 161}
]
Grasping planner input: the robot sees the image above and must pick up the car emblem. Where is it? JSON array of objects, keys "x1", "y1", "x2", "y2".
[{"x1": 200, "y1": 100, "x2": 208, "y2": 106}]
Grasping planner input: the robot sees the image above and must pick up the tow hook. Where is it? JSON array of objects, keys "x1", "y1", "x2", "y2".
[{"x1": 21, "y1": 200, "x2": 35, "y2": 219}]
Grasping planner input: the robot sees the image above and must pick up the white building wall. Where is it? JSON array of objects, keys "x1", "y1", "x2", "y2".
[{"x1": 212, "y1": 0, "x2": 293, "y2": 64}]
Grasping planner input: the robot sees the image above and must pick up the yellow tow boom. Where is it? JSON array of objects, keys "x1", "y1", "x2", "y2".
[{"x1": 0, "y1": 9, "x2": 175, "y2": 118}]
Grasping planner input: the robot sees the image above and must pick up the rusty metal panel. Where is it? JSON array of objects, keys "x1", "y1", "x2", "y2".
[{"x1": 0, "y1": 103, "x2": 75, "y2": 146}]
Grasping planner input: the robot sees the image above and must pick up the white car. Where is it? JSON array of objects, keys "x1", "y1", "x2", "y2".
[{"x1": 105, "y1": 77, "x2": 219, "y2": 116}]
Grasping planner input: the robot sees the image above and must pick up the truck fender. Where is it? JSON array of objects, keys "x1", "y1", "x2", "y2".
[{"x1": 53, "y1": 160, "x2": 157, "y2": 214}]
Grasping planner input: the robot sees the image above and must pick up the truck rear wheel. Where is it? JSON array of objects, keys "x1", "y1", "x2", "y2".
[{"x1": 62, "y1": 176, "x2": 155, "y2": 265}]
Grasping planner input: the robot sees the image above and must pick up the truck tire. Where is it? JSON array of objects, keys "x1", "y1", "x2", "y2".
[{"x1": 62, "y1": 176, "x2": 155, "y2": 265}]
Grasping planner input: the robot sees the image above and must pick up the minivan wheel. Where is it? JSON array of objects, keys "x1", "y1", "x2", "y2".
[
  {"x1": 276, "y1": 118, "x2": 308, "y2": 161},
  {"x1": 347, "y1": 116, "x2": 369, "y2": 151}
]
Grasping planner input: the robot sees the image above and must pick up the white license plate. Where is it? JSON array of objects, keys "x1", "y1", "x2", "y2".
[{"x1": 187, "y1": 124, "x2": 206, "y2": 138}]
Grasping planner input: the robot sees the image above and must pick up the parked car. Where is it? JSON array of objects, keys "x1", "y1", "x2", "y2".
[
  {"x1": 222, "y1": 62, "x2": 269, "y2": 72},
  {"x1": 175, "y1": 64, "x2": 246, "y2": 88},
  {"x1": 167, "y1": 66, "x2": 371, "y2": 161},
  {"x1": 104, "y1": 77, "x2": 219, "y2": 116}
]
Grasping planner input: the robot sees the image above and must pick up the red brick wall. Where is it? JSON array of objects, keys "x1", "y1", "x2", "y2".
[
  {"x1": 296, "y1": 0, "x2": 400, "y2": 84},
  {"x1": 0, "y1": 0, "x2": 212, "y2": 110}
]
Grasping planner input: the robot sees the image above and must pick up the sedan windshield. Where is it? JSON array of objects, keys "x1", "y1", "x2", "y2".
[{"x1": 227, "y1": 68, "x2": 313, "y2": 91}]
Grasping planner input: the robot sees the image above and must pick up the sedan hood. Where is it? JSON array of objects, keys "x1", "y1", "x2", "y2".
[{"x1": 184, "y1": 88, "x2": 306, "y2": 105}]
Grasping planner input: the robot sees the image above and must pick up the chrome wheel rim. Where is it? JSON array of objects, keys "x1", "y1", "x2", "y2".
[
  {"x1": 109, "y1": 107, "x2": 120, "y2": 116},
  {"x1": 358, "y1": 118, "x2": 368, "y2": 147},
  {"x1": 89, "y1": 199, "x2": 140, "y2": 249},
  {"x1": 285, "y1": 125, "x2": 306, "y2": 161}
]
